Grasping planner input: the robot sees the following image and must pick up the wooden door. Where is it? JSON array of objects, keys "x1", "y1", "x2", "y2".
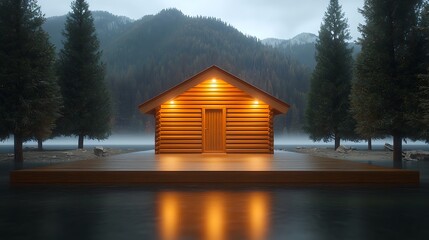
[{"x1": 204, "y1": 109, "x2": 224, "y2": 152}]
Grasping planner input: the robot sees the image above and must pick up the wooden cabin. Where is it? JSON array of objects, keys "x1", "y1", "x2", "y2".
[{"x1": 139, "y1": 66, "x2": 290, "y2": 154}]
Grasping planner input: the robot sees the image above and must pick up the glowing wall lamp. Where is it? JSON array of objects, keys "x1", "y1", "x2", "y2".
[{"x1": 211, "y1": 78, "x2": 217, "y2": 88}]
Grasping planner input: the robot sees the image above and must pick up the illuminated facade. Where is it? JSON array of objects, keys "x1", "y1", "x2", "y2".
[{"x1": 139, "y1": 66, "x2": 289, "y2": 154}]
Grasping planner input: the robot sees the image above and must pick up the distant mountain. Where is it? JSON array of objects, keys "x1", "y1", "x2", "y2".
[
  {"x1": 262, "y1": 32, "x2": 318, "y2": 47},
  {"x1": 261, "y1": 38, "x2": 284, "y2": 47},
  {"x1": 43, "y1": 9, "x2": 311, "y2": 133},
  {"x1": 263, "y1": 33, "x2": 318, "y2": 69},
  {"x1": 262, "y1": 33, "x2": 360, "y2": 70},
  {"x1": 288, "y1": 32, "x2": 318, "y2": 45}
]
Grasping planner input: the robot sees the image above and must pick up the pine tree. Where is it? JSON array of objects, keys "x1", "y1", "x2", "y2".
[
  {"x1": 30, "y1": 30, "x2": 62, "y2": 151},
  {"x1": 418, "y1": 2, "x2": 429, "y2": 141},
  {"x1": 0, "y1": 0, "x2": 61, "y2": 165},
  {"x1": 304, "y1": 0, "x2": 355, "y2": 149},
  {"x1": 350, "y1": 0, "x2": 423, "y2": 168},
  {"x1": 57, "y1": 0, "x2": 111, "y2": 149}
]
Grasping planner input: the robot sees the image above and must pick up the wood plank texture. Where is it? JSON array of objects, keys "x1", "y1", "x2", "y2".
[
  {"x1": 156, "y1": 79, "x2": 272, "y2": 154},
  {"x1": 204, "y1": 109, "x2": 224, "y2": 152},
  {"x1": 10, "y1": 151, "x2": 420, "y2": 186},
  {"x1": 138, "y1": 66, "x2": 290, "y2": 115}
]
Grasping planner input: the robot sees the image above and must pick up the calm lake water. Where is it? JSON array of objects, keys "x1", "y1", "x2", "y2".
[{"x1": 1, "y1": 144, "x2": 429, "y2": 240}]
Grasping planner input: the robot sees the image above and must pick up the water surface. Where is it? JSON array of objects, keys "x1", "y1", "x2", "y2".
[{"x1": 1, "y1": 144, "x2": 429, "y2": 239}]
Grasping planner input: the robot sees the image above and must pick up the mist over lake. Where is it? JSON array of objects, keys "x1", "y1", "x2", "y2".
[{"x1": 2, "y1": 133, "x2": 428, "y2": 150}]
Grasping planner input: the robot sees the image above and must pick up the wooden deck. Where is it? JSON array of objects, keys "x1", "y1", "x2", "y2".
[{"x1": 10, "y1": 151, "x2": 419, "y2": 185}]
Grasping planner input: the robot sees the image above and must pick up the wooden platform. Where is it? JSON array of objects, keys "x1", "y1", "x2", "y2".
[{"x1": 10, "y1": 151, "x2": 419, "y2": 186}]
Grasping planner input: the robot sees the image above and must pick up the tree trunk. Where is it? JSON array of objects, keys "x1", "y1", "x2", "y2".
[
  {"x1": 78, "y1": 134, "x2": 84, "y2": 149},
  {"x1": 367, "y1": 138, "x2": 372, "y2": 151},
  {"x1": 38, "y1": 139, "x2": 43, "y2": 151},
  {"x1": 14, "y1": 133, "x2": 24, "y2": 170},
  {"x1": 393, "y1": 134, "x2": 403, "y2": 169},
  {"x1": 334, "y1": 134, "x2": 340, "y2": 150}
]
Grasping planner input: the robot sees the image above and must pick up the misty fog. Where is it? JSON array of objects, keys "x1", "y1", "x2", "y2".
[
  {"x1": 1, "y1": 134, "x2": 154, "y2": 146},
  {"x1": 1, "y1": 133, "x2": 427, "y2": 149}
]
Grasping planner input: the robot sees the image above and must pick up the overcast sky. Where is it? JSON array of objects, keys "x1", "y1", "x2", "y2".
[{"x1": 38, "y1": 0, "x2": 365, "y2": 41}]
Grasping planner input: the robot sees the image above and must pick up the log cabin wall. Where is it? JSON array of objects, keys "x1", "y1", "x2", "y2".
[
  {"x1": 269, "y1": 110, "x2": 275, "y2": 153},
  {"x1": 155, "y1": 107, "x2": 161, "y2": 154},
  {"x1": 156, "y1": 79, "x2": 272, "y2": 154},
  {"x1": 225, "y1": 104, "x2": 271, "y2": 153}
]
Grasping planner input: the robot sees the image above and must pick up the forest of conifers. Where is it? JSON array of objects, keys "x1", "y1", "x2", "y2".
[{"x1": 43, "y1": 9, "x2": 312, "y2": 134}]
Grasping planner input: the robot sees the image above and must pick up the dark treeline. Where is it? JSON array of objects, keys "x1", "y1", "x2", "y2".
[
  {"x1": 351, "y1": 0, "x2": 429, "y2": 166},
  {"x1": 1, "y1": 0, "x2": 110, "y2": 164},
  {"x1": 44, "y1": 9, "x2": 311, "y2": 134},
  {"x1": 0, "y1": 0, "x2": 61, "y2": 164},
  {"x1": 305, "y1": 0, "x2": 429, "y2": 167}
]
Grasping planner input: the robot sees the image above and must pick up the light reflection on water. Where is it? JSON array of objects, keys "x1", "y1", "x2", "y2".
[
  {"x1": 157, "y1": 191, "x2": 270, "y2": 240},
  {"x1": 1, "y1": 185, "x2": 429, "y2": 239}
]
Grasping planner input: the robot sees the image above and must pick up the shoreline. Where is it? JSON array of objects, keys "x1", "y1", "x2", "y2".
[
  {"x1": 1, "y1": 145, "x2": 426, "y2": 164},
  {"x1": 1, "y1": 147, "x2": 394, "y2": 164},
  {"x1": 0, "y1": 147, "x2": 139, "y2": 164},
  {"x1": 288, "y1": 147, "x2": 394, "y2": 162}
]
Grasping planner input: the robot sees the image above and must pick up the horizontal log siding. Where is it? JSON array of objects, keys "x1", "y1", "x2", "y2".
[
  {"x1": 226, "y1": 107, "x2": 271, "y2": 153},
  {"x1": 157, "y1": 107, "x2": 203, "y2": 153},
  {"x1": 156, "y1": 79, "x2": 272, "y2": 154},
  {"x1": 155, "y1": 108, "x2": 160, "y2": 154},
  {"x1": 269, "y1": 109, "x2": 274, "y2": 153}
]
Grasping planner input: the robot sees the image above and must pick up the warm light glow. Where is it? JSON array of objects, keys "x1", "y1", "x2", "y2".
[
  {"x1": 157, "y1": 155, "x2": 182, "y2": 171},
  {"x1": 169, "y1": 100, "x2": 175, "y2": 104},
  {"x1": 254, "y1": 99, "x2": 259, "y2": 104},
  {"x1": 210, "y1": 78, "x2": 218, "y2": 88},
  {"x1": 203, "y1": 156, "x2": 227, "y2": 170},
  {"x1": 247, "y1": 155, "x2": 272, "y2": 171},
  {"x1": 205, "y1": 193, "x2": 225, "y2": 240},
  {"x1": 157, "y1": 191, "x2": 271, "y2": 240},
  {"x1": 159, "y1": 192, "x2": 179, "y2": 240},
  {"x1": 156, "y1": 155, "x2": 274, "y2": 171},
  {"x1": 248, "y1": 192, "x2": 269, "y2": 240}
]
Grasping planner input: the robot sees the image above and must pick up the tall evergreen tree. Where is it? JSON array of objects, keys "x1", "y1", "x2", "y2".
[
  {"x1": 418, "y1": 2, "x2": 429, "y2": 141},
  {"x1": 304, "y1": 0, "x2": 355, "y2": 149},
  {"x1": 0, "y1": 0, "x2": 61, "y2": 166},
  {"x1": 350, "y1": 0, "x2": 423, "y2": 168},
  {"x1": 57, "y1": 0, "x2": 111, "y2": 149}
]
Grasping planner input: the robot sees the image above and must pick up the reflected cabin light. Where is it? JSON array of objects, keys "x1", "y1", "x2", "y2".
[
  {"x1": 169, "y1": 100, "x2": 175, "y2": 104},
  {"x1": 254, "y1": 99, "x2": 259, "y2": 105},
  {"x1": 159, "y1": 192, "x2": 179, "y2": 240}
]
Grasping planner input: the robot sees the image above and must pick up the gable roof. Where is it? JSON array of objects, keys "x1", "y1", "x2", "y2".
[{"x1": 138, "y1": 65, "x2": 290, "y2": 114}]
